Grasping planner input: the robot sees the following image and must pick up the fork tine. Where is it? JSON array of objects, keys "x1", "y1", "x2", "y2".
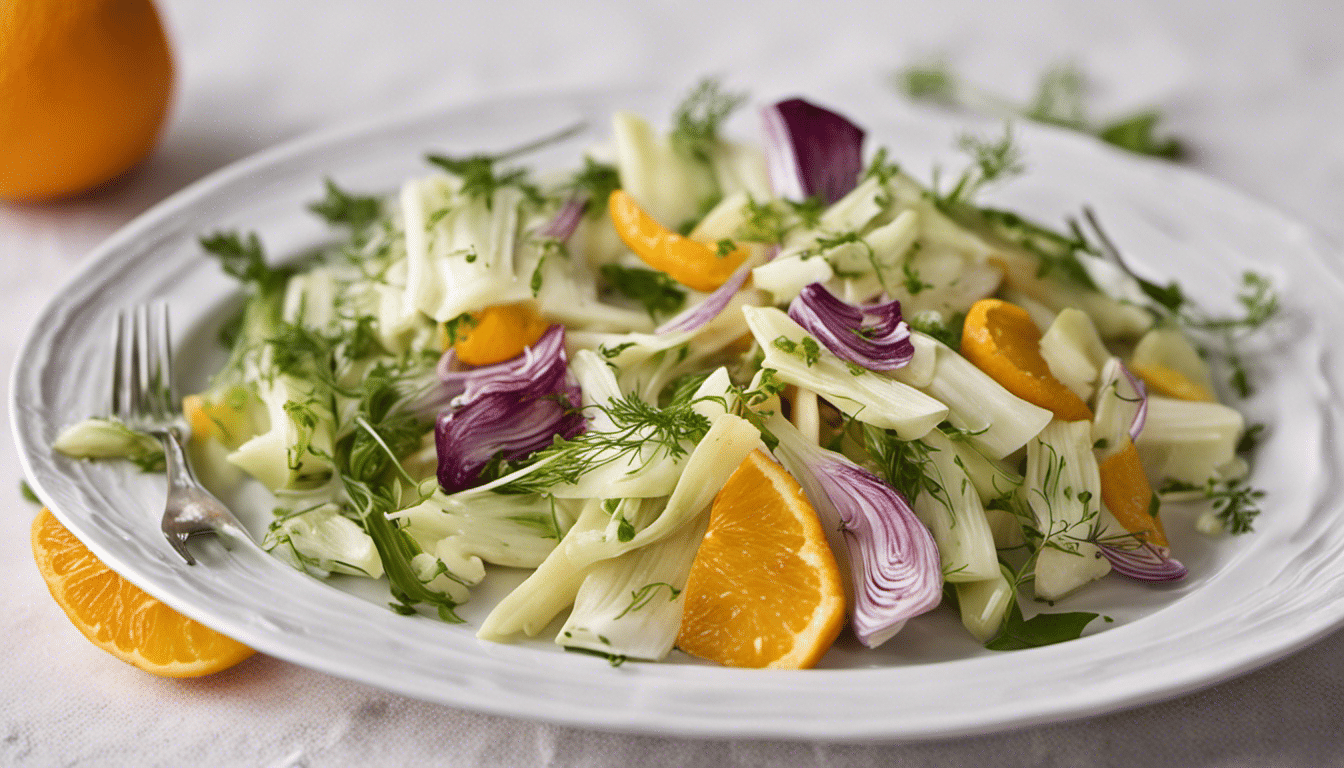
[
  {"x1": 163, "y1": 529, "x2": 198, "y2": 566},
  {"x1": 159, "y1": 302, "x2": 175, "y2": 415},
  {"x1": 128, "y1": 306, "x2": 144, "y2": 417},
  {"x1": 110, "y1": 311, "x2": 127, "y2": 418},
  {"x1": 143, "y1": 302, "x2": 169, "y2": 418}
]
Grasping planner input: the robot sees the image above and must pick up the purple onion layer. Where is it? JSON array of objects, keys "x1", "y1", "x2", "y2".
[
  {"x1": 434, "y1": 325, "x2": 585, "y2": 492},
  {"x1": 788, "y1": 282, "x2": 914, "y2": 371},
  {"x1": 781, "y1": 444, "x2": 942, "y2": 647},
  {"x1": 762, "y1": 98, "x2": 866, "y2": 205},
  {"x1": 1097, "y1": 541, "x2": 1187, "y2": 582}
]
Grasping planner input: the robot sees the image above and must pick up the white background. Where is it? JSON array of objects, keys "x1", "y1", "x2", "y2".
[{"x1": 4, "y1": 0, "x2": 1343, "y2": 764}]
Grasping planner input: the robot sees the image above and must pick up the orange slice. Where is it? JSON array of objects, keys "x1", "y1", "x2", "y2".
[
  {"x1": 1098, "y1": 441, "x2": 1168, "y2": 547},
  {"x1": 182, "y1": 389, "x2": 253, "y2": 448},
  {"x1": 451, "y1": 303, "x2": 551, "y2": 366},
  {"x1": 609, "y1": 189, "x2": 751, "y2": 292},
  {"x1": 30, "y1": 508, "x2": 254, "y2": 677},
  {"x1": 1129, "y1": 362, "x2": 1216, "y2": 403},
  {"x1": 961, "y1": 298, "x2": 1093, "y2": 421},
  {"x1": 677, "y1": 450, "x2": 845, "y2": 669}
]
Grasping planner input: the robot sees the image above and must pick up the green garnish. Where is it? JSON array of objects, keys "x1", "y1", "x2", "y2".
[
  {"x1": 984, "y1": 599, "x2": 1102, "y2": 650},
  {"x1": 1161, "y1": 478, "x2": 1264, "y2": 535},
  {"x1": 600, "y1": 264, "x2": 686, "y2": 321},
  {"x1": 895, "y1": 59, "x2": 1184, "y2": 159},
  {"x1": 308, "y1": 179, "x2": 382, "y2": 234}
]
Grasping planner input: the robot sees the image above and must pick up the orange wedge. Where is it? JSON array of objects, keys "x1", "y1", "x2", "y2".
[
  {"x1": 452, "y1": 303, "x2": 551, "y2": 366},
  {"x1": 1129, "y1": 362, "x2": 1216, "y2": 403},
  {"x1": 1098, "y1": 441, "x2": 1168, "y2": 547},
  {"x1": 30, "y1": 508, "x2": 254, "y2": 677},
  {"x1": 677, "y1": 450, "x2": 845, "y2": 669},
  {"x1": 961, "y1": 298, "x2": 1093, "y2": 421},
  {"x1": 609, "y1": 189, "x2": 751, "y2": 292}
]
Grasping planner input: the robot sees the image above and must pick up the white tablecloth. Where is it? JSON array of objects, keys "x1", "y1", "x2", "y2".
[{"x1": 5, "y1": 0, "x2": 1343, "y2": 764}]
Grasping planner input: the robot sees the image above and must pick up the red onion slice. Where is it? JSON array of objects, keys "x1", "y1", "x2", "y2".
[
  {"x1": 1119, "y1": 362, "x2": 1149, "y2": 441},
  {"x1": 787, "y1": 282, "x2": 914, "y2": 371},
  {"x1": 539, "y1": 196, "x2": 587, "y2": 240},
  {"x1": 762, "y1": 98, "x2": 866, "y2": 205},
  {"x1": 434, "y1": 325, "x2": 585, "y2": 492},
  {"x1": 655, "y1": 263, "x2": 752, "y2": 334},
  {"x1": 770, "y1": 418, "x2": 942, "y2": 647},
  {"x1": 812, "y1": 460, "x2": 943, "y2": 646},
  {"x1": 1097, "y1": 541, "x2": 1187, "y2": 582}
]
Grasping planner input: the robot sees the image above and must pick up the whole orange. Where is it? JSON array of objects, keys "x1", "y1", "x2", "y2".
[{"x1": 0, "y1": 0, "x2": 174, "y2": 201}]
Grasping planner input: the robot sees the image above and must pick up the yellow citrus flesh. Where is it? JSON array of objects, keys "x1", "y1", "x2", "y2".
[
  {"x1": 31, "y1": 508, "x2": 254, "y2": 677},
  {"x1": 608, "y1": 189, "x2": 751, "y2": 292},
  {"x1": 1129, "y1": 362, "x2": 1217, "y2": 403},
  {"x1": 1098, "y1": 441, "x2": 1169, "y2": 547},
  {"x1": 0, "y1": 0, "x2": 174, "y2": 201},
  {"x1": 452, "y1": 303, "x2": 552, "y2": 365},
  {"x1": 961, "y1": 298, "x2": 1093, "y2": 421},
  {"x1": 677, "y1": 450, "x2": 845, "y2": 669}
]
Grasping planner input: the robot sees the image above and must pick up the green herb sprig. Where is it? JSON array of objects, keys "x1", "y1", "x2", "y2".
[{"x1": 895, "y1": 60, "x2": 1184, "y2": 159}]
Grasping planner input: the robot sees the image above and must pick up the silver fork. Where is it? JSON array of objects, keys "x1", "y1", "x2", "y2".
[{"x1": 111, "y1": 303, "x2": 252, "y2": 564}]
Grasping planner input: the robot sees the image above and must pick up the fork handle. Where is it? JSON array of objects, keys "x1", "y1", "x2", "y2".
[
  {"x1": 154, "y1": 428, "x2": 253, "y2": 555},
  {"x1": 158, "y1": 425, "x2": 201, "y2": 489}
]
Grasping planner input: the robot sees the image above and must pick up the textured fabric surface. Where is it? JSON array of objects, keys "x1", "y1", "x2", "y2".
[{"x1": 4, "y1": 0, "x2": 1344, "y2": 764}]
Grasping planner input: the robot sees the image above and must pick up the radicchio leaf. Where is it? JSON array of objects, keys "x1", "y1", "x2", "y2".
[
  {"x1": 1097, "y1": 541, "x2": 1187, "y2": 583},
  {"x1": 769, "y1": 412, "x2": 942, "y2": 647},
  {"x1": 434, "y1": 325, "x2": 585, "y2": 492},
  {"x1": 655, "y1": 264, "x2": 752, "y2": 334},
  {"x1": 762, "y1": 98, "x2": 866, "y2": 205},
  {"x1": 539, "y1": 196, "x2": 587, "y2": 240},
  {"x1": 1118, "y1": 362, "x2": 1149, "y2": 441},
  {"x1": 787, "y1": 282, "x2": 914, "y2": 371}
]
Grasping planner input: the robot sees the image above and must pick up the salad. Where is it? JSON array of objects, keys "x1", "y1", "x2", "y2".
[{"x1": 55, "y1": 81, "x2": 1273, "y2": 668}]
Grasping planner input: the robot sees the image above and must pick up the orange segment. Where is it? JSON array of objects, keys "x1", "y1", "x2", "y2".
[
  {"x1": 31, "y1": 508, "x2": 254, "y2": 677},
  {"x1": 677, "y1": 450, "x2": 845, "y2": 669},
  {"x1": 452, "y1": 303, "x2": 551, "y2": 366},
  {"x1": 1129, "y1": 363, "x2": 1216, "y2": 403},
  {"x1": 961, "y1": 298, "x2": 1093, "y2": 421},
  {"x1": 1098, "y1": 441, "x2": 1168, "y2": 547},
  {"x1": 182, "y1": 389, "x2": 252, "y2": 449},
  {"x1": 609, "y1": 189, "x2": 751, "y2": 292}
]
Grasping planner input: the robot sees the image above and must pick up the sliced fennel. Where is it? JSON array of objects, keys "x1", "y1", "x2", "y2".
[
  {"x1": 264, "y1": 502, "x2": 384, "y2": 579},
  {"x1": 888, "y1": 334, "x2": 1052, "y2": 459},
  {"x1": 1025, "y1": 420, "x2": 1113, "y2": 600},
  {"x1": 743, "y1": 306, "x2": 947, "y2": 440},
  {"x1": 1135, "y1": 396, "x2": 1244, "y2": 486}
]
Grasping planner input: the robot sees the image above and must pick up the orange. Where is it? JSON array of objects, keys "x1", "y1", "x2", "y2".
[
  {"x1": 1098, "y1": 441, "x2": 1168, "y2": 547},
  {"x1": 1129, "y1": 363, "x2": 1216, "y2": 403},
  {"x1": 0, "y1": 0, "x2": 174, "y2": 201},
  {"x1": 677, "y1": 450, "x2": 845, "y2": 669},
  {"x1": 451, "y1": 303, "x2": 552, "y2": 366},
  {"x1": 961, "y1": 298, "x2": 1093, "y2": 421},
  {"x1": 30, "y1": 508, "x2": 254, "y2": 677},
  {"x1": 609, "y1": 189, "x2": 751, "y2": 292}
]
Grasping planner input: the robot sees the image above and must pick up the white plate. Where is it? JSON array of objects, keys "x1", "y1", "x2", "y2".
[{"x1": 13, "y1": 86, "x2": 1344, "y2": 741}]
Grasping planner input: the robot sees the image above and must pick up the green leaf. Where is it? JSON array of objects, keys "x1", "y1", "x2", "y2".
[
  {"x1": 200, "y1": 231, "x2": 290, "y2": 291},
  {"x1": 895, "y1": 61, "x2": 958, "y2": 103},
  {"x1": 895, "y1": 59, "x2": 1186, "y2": 162},
  {"x1": 345, "y1": 476, "x2": 463, "y2": 621},
  {"x1": 670, "y1": 77, "x2": 747, "y2": 167},
  {"x1": 908, "y1": 311, "x2": 965, "y2": 349},
  {"x1": 308, "y1": 179, "x2": 382, "y2": 232},
  {"x1": 20, "y1": 480, "x2": 39, "y2": 505},
  {"x1": 1098, "y1": 111, "x2": 1184, "y2": 160},
  {"x1": 984, "y1": 599, "x2": 1101, "y2": 650},
  {"x1": 599, "y1": 264, "x2": 686, "y2": 320},
  {"x1": 566, "y1": 158, "x2": 621, "y2": 216},
  {"x1": 425, "y1": 154, "x2": 537, "y2": 208}
]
